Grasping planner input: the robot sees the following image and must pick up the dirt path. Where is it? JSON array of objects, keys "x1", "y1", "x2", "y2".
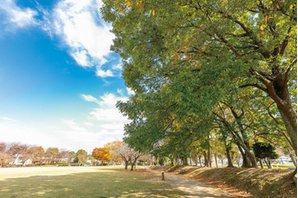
[{"x1": 145, "y1": 169, "x2": 235, "y2": 198}]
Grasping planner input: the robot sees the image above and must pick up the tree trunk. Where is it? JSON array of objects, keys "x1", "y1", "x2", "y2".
[
  {"x1": 130, "y1": 156, "x2": 140, "y2": 171},
  {"x1": 207, "y1": 144, "x2": 212, "y2": 167},
  {"x1": 182, "y1": 157, "x2": 188, "y2": 165},
  {"x1": 235, "y1": 141, "x2": 257, "y2": 167},
  {"x1": 245, "y1": 149, "x2": 257, "y2": 167},
  {"x1": 267, "y1": 158, "x2": 272, "y2": 169},
  {"x1": 124, "y1": 160, "x2": 128, "y2": 170},
  {"x1": 264, "y1": 158, "x2": 272, "y2": 169},
  {"x1": 214, "y1": 153, "x2": 218, "y2": 168},
  {"x1": 170, "y1": 158, "x2": 174, "y2": 166},
  {"x1": 194, "y1": 157, "x2": 198, "y2": 166},
  {"x1": 225, "y1": 142, "x2": 234, "y2": 167},
  {"x1": 203, "y1": 151, "x2": 208, "y2": 167},
  {"x1": 289, "y1": 153, "x2": 297, "y2": 167},
  {"x1": 237, "y1": 143, "x2": 249, "y2": 167},
  {"x1": 198, "y1": 156, "x2": 202, "y2": 167},
  {"x1": 255, "y1": 68, "x2": 297, "y2": 156},
  {"x1": 229, "y1": 106, "x2": 257, "y2": 168},
  {"x1": 259, "y1": 159, "x2": 264, "y2": 168},
  {"x1": 280, "y1": 110, "x2": 297, "y2": 155}
]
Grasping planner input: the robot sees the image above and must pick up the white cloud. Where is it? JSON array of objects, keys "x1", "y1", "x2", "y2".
[
  {"x1": 96, "y1": 69, "x2": 114, "y2": 78},
  {"x1": 51, "y1": 0, "x2": 114, "y2": 68},
  {"x1": 0, "y1": 0, "x2": 37, "y2": 28}
]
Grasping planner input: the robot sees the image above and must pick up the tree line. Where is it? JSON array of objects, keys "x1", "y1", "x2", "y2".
[
  {"x1": 0, "y1": 142, "x2": 90, "y2": 167},
  {"x1": 0, "y1": 141, "x2": 151, "y2": 169},
  {"x1": 101, "y1": 0, "x2": 297, "y2": 169}
]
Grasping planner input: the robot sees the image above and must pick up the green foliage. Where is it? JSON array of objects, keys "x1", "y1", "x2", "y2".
[
  {"x1": 253, "y1": 142, "x2": 278, "y2": 160},
  {"x1": 102, "y1": 0, "x2": 297, "y2": 165}
]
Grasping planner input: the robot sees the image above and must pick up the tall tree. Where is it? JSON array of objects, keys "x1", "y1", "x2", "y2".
[{"x1": 102, "y1": 0, "x2": 297, "y2": 155}]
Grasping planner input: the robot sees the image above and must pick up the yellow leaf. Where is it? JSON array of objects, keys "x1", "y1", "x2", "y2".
[
  {"x1": 260, "y1": 24, "x2": 267, "y2": 31},
  {"x1": 150, "y1": 9, "x2": 155, "y2": 16}
]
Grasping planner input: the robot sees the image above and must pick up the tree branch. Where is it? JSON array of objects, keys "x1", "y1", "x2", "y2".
[
  {"x1": 240, "y1": 83, "x2": 268, "y2": 93},
  {"x1": 284, "y1": 58, "x2": 297, "y2": 84}
]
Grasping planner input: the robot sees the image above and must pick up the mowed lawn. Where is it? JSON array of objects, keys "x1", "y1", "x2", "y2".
[{"x1": 0, "y1": 166, "x2": 184, "y2": 198}]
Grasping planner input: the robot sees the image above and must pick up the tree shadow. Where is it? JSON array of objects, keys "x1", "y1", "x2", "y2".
[{"x1": 0, "y1": 170, "x2": 185, "y2": 197}]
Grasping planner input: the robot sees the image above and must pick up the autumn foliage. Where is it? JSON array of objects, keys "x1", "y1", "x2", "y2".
[{"x1": 92, "y1": 147, "x2": 111, "y2": 164}]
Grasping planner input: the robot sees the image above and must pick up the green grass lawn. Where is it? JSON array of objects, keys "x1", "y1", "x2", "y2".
[{"x1": 0, "y1": 167, "x2": 184, "y2": 198}]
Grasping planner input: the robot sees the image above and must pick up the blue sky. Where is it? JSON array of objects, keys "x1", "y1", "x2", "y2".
[{"x1": 0, "y1": 0, "x2": 132, "y2": 152}]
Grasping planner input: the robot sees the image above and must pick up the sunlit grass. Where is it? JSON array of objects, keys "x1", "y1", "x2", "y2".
[
  {"x1": 272, "y1": 164, "x2": 295, "y2": 169},
  {"x1": 0, "y1": 167, "x2": 184, "y2": 197}
]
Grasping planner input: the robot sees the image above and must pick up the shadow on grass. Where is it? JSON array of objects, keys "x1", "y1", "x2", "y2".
[
  {"x1": 177, "y1": 167, "x2": 296, "y2": 198},
  {"x1": 0, "y1": 170, "x2": 185, "y2": 198}
]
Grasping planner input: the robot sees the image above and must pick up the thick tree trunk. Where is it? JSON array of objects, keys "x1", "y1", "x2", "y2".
[
  {"x1": 235, "y1": 140, "x2": 257, "y2": 167},
  {"x1": 245, "y1": 149, "x2": 257, "y2": 168},
  {"x1": 237, "y1": 143, "x2": 249, "y2": 167},
  {"x1": 230, "y1": 108, "x2": 257, "y2": 168},
  {"x1": 224, "y1": 141, "x2": 234, "y2": 167},
  {"x1": 182, "y1": 157, "x2": 188, "y2": 165},
  {"x1": 289, "y1": 153, "x2": 297, "y2": 167},
  {"x1": 279, "y1": 109, "x2": 297, "y2": 155}
]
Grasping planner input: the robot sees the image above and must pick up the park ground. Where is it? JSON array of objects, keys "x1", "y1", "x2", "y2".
[{"x1": 0, "y1": 166, "x2": 296, "y2": 198}]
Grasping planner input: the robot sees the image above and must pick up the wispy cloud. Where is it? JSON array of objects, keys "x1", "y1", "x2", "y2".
[
  {"x1": 0, "y1": 0, "x2": 37, "y2": 28},
  {"x1": 81, "y1": 94, "x2": 99, "y2": 104}
]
